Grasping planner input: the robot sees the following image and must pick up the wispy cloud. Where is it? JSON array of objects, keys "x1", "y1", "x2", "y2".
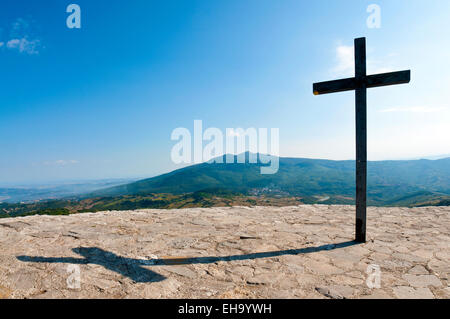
[
  {"x1": 379, "y1": 106, "x2": 447, "y2": 113},
  {"x1": 43, "y1": 160, "x2": 80, "y2": 166},
  {"x1": 332, "y1": 45, "x2": 354, "y2": 77},
  {"x1": 1, "y1": 18, "x2": 42, "y2": 55},
  {"x1": 331, "y1": 44, "x2": 396, "y2": 78},
  {"x1": 6, "y1": 38, "x2": 41, "y2": 54}
]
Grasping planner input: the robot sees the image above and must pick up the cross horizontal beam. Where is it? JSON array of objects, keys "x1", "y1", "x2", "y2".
[
  {"x1": 313, "y1": 70, "x2": 410, "y2": 95},
  {"x1": 313, "y1": 78, "x2": 357, "y2": 95},
  {"x1": 366, "y1": 70, "x2": 411, "y2": 88}
]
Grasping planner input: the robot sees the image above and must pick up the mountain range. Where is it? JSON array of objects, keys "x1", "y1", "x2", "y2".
[
  {"x1": 2, "y1": 154, "x2": 449, "y2": 218},
  {"x1": 91, "y1": 154, "x2": 450, "y2": 206}
]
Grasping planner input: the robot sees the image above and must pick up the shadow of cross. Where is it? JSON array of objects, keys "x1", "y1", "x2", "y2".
[
  {"x1": 17, "y1": 247, "x2": 166, "y2": 283},
  {"x1": 17, "y1": 241, "x2": 359, "y2": 283}
]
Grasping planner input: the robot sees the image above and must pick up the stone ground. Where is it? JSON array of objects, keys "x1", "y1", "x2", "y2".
[{"x1": 0, "y1": 205, "x2": 448, "y2": 299}]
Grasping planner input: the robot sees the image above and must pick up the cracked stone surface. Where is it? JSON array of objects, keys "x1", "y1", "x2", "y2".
[{"x1": 0, "y1": 205, "x2": 448, "y2": 299}]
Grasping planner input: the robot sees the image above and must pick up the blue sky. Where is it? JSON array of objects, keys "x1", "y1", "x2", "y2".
[{"x1": 0, "y1": 0, "x2": 449, "y2": 184}]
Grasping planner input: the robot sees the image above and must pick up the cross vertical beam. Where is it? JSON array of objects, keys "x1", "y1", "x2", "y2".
[
  {"x1": 312, "y1": 37, "x2": 410, "y2": 243},
  {"x1": 354, "y1": 38, "x2": 367, "y2": 243}
]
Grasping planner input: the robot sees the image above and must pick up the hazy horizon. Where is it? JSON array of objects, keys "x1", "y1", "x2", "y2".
[{"x1": 1, "y1": 152, "x2": 449, "y2": 187}]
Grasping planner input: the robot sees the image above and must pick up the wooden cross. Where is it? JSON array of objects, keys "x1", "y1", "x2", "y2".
[{"x1": 313, "y1": 37, "x2": 410, "y2": 243}]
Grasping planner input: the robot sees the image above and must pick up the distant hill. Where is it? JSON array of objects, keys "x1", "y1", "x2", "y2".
[
  {"x1": 0, "y1": 178, "x2": 138, "y2": 203},
  {"x1": 91, "y1": 154, "x2": 450, "y2": 206}
]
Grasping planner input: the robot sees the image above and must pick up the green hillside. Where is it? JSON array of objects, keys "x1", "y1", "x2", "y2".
[
  {"x1": 2, "y1": 155, "x2": 449, "y2": 218},
  {"x1": 91, "y1": 155, "x2": 450, "y2": 206}
]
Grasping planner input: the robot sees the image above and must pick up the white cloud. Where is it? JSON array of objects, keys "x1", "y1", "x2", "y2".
[
  {"x1": 1, "y1": 18, "x2": 42, "y2": 55},
  {"x1": 6, "y1": 38, "x2": 40, "y2": 55},
  {"x1": 331, "y1": 44, "x2": 397, "y2": 77},
  {"x1": 379, "y1": 106, "x2": 447, "y2": 113},
  {"x1": 332, "y1": 45, "x2": 354, "y2": 77},
  {"x1": 6, "y1": 39, "x2": 20, "y2": 48}
]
